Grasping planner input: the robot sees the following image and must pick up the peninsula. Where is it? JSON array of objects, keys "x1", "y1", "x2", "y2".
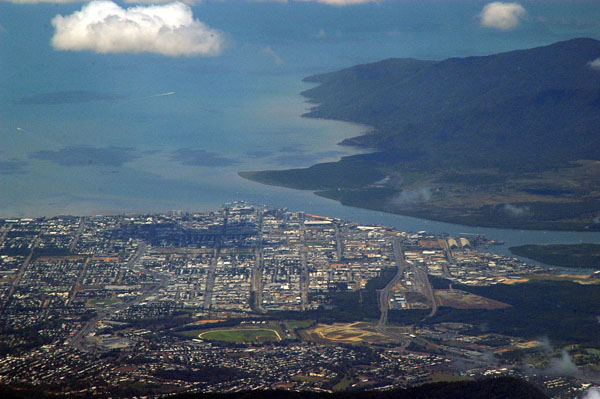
[{"x1": 241, "y1": 38, "x2": 600, "y2": 231}]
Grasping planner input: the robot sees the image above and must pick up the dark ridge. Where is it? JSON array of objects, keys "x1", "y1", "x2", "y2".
[
  {"x1": 170, "y1": 377, "x2": 548, "y2": 399},
  {"x1": 300, "y1": 37, "x2": 600, "y2": 170}
]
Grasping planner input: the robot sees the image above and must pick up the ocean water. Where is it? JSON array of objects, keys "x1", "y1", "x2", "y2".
[{"x1": 1, "y1": 0, "x2": 600, "y2": 249}]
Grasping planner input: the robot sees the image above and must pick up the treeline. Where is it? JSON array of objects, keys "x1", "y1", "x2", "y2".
[
  {"x1": 509, "y1": 244, "x2": 600, "y2": 269},
  {"x1": 155, "y1": 366, "x2": 249, "y2": 384},
  {"x1": 417, "y1": 280, "x2": 600, "y2": 346}
]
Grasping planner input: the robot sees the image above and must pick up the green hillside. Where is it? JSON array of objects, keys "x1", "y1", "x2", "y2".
[
  {"x1": 301, "y1": 38, "x2": 600, "y2": 170},
  {"x1": 242, "y1": 39, "x2": 600, "y2": 230}
]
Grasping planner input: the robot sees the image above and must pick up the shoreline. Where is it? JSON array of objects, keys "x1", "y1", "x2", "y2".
[{"x1": 240, "y1": 70, "x2": 600, "y2": 234}]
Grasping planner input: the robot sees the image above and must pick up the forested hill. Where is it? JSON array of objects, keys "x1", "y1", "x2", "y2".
[
  {"x1": 241, "y1": 39, "x2": 600, "y2": 230},
  {"x1": 302, "y1": 38, "x2": 600, "y2": 170}
]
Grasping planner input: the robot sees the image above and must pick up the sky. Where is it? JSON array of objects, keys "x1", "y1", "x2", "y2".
[{"x1": 1, "y1": 0, "x2": 600, "y2": 218}]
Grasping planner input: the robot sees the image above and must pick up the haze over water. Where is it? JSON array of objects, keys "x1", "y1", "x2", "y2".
[{"x1": 2, "y1": 0, "x2": 600, "y2": 250}]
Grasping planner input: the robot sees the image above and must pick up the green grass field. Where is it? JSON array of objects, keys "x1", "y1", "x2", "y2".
[
  {"x1": 287, "y1": 320, "x2": 314, "y2": 330},
  {"x1": 333, "y1": 377, "x2": 353, "y2": 391},
  {"x1": 199, "y1": 328, "x2": 281, "y2": 343},
  {"x1": 178, "y1": 329, "x2": 205, "y2": 338},
  {"x1": 292, "y1": 375, "x2": 324, "y2": 383}
]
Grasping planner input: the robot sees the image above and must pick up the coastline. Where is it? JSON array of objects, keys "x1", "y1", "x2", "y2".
[{"x1": 239, "y1": 81, "x2": 600, "y2": 233}]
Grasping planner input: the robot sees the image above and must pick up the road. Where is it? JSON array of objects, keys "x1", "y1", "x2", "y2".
[
  {"x1": 68, "y1": 256, "x2": 91, "y2": 305},
  {"x1": 0, "y1": 225, "x2": 11, "y2": 248},
  {"x1": 413, "y1": 265, "x2": 438, "y2": 318},
  {"x1": 69, "y1": 217, "x2": 86, "y2": 253},
  {"x1": 70, "y1": 276, "x2": 166, "y2": 352},
  {"x1": 69, "y1": 242, "x2": 167, "y2": 352},
  {"x1": 334, "y1": 224, "x2": 343, "y2": 261},
  {"x1": 375, "y1": 238, "x2": 438, "y2": 345},
  {"x1": 376, "y1": 238, "x2": 408, "y2": 339},
  {"x1": 127, "y1": 243, "x2": 148, "y2": 272},
  {"x1": 203, "y1": 248, "x2": 218, "y2": 311},
  {"x1": 299, "y1": 215, "x2": 309, "y2": 311},
  {"x1": 0, "y1": 237, "x2": 40, "y2": 315},
  {"x1": 203, "y1": 208, "x2": 228, "y2": 312},
  {"x1": 300, "y1": 251, "x2": 308, "y2": 311},
  {"x1": 440, "y1": 239, "x2": 453, "y2": 278},
  {"x1": 251, "y1": 212, "x2": 266, "y2": 313}
]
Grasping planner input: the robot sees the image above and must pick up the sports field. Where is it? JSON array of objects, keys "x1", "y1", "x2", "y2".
[{"x1": 198, "y1": 328, "x2": 282, "y2": 343}]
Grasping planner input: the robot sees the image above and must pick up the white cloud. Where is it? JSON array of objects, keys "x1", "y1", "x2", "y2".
[
  {"x1": 583, "y1": 388, "x2": 600, "y2": 399},
  {"x1": 480, "y1": 2, "x2": 526, "y2": 30},
  {"x1": 5, "y1": 0, "x2": 195, "y2": 5},
  {"x1": 502, "y1": 203, "x2": 530, "y2": 217},
  {"x1": 301, "y1": 0, "x2": 377, "y2": 4},
  {"x1": 245, "y1": 0, "x2": 379, "y2": 4},
  {"x1": 7, "y1": 0, "x2": 375, "y2": 5},
  {"x1": 123, "y1": 0, "x2": 197, "y2": 4},
  {"x1": 589, "y1": 58, "x2": 600, "y2": 71},
  {"x1": 51, "y1": 1, "x2": 225, "y2": 57},
  {"x1": 262, "y1": 46, "x2": 283, "y2": 64},
  {"x1": 390, "y1": 187, "x2": 432, "y2": 205},
  {"x1": 141, "y1": 0, "x2": 377, "y2": 4},
  {"x1": 6, "y1": 0, "x2": 79, "y2": 3},
  {"x1": 546, "y1": 350, "x2": 579, "y2": 376}
]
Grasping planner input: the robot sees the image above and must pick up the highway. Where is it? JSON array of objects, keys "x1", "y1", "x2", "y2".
[
  {"x1": 203, "y1": 208, "x2": 228, "y2": 312},
  {"x1": 299, "y1": 251, "x2": 308, "y2": 311},
  {"x1": 203, "y1": 248, "x2": 219, "y2": 311},
  {"x1": 69, "y1": 217, "x2": 86, "y2": 252},
  {"x1": 128, "y1": 243, "x2": 148, "y2": 271},
  {"x1": 440, "y1": 239, "x2": 453, "y2": 278},
  {"x1": 251, "y1": 248, "x2": 265, "y2": 313},
  {"x1": 68, "y1": 256, "x2": 91, "y2": 305},
  {"x1": 299, "y1": 215, "x2": 309, "y2": 311},
  {"x1": 413, "y1": 265, "x2": 438, "y2": 318},
  {"x1": 376, "y1": 238, "x2": 408, "y2": 336},
  {"x1": 70, "y1": 276, "x2": 166, "y2": 352},
  {"x1": 251, "y1": 211, "x2": 266, "y2": 313},
  {"x1": 69, "y1": 242, "x2": 167, "y2": 352},
  {"x1": 0, "y1": 225, "x2": 11, "y2": 247},
  {"x1": 375, "y1": 238, "x2": 439, "y2": 347},
  {"x1": 334, "y1": 224, "x2": 343, "y2": 261}
]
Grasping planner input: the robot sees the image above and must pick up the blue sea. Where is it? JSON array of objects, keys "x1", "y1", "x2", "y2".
[{"x1": 2, "y1": 0, "x2": 600, "y2": 250}]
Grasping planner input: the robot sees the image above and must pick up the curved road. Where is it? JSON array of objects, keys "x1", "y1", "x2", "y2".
[{"x1": 376, "y1": 238, "x2": 408, "y2": 342}]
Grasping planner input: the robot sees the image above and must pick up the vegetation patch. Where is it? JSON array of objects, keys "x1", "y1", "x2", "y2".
[
  {"x1": 413, "y1": 280, "x2": 600, "y2": 346},
  {"x1": 509, "y1": 244, "x2": 600, "y2": 269},
  {"x1": 286, "y1": 320, "x2": 315, "y2": 330}
]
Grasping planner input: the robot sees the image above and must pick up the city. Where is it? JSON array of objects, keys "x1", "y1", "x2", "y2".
[{"x1": 0, "y1": 203, "x2": 597, "y2": 398}]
